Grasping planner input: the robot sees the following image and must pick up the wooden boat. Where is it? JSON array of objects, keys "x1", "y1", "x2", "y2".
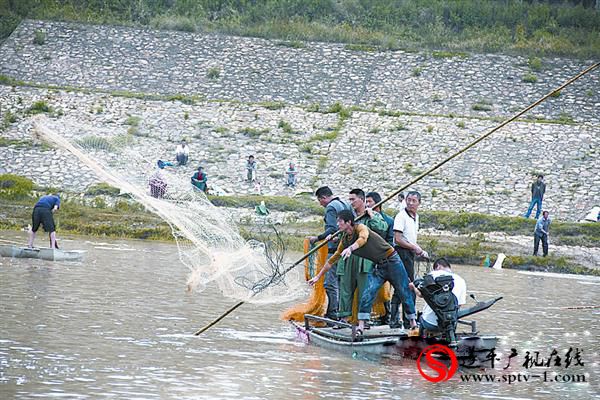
[
  {"x1": 292, "y1": 297, "x2": 502, "y2": 365},
  {"x1": 0, "y1": 245, "x2": 85, "y2": 262}
]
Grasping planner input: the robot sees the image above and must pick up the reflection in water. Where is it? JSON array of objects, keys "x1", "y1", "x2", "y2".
[{"x1": 0, "y1": 232, "x2": 598, "y2": 399}]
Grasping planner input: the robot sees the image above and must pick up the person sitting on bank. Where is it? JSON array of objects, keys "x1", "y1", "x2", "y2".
[
  {"x1": 28, "y1": 194, "x2": 60, "y2": 249},
  {"x1": 409, "y1": 258, "x2": 466, "y2": 335},
  {"x1": 157, "y1": 159, "x2": 174, "y2": 169},
  {"x1": 176, "y1": 139, "x2": 189, "y2": 166},
  {"x1": 308, "y1": 210, "x2": 417, "y2": 335},
  {"x1": 191, "y1": 166, "x2": 208, "y2": 193},
  {"x1": 149, "y1": 166, "x2": 167, "y2": 198}
]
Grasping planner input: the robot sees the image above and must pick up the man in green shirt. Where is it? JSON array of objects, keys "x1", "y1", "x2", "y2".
[{"x1": 333, "y1": 189, "x2": 388, "y2": 323}]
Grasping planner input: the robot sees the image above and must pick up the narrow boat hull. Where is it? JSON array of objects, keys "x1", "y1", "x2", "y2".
[
  {"x1": 0, "y1": 245, "x2": 85, "y2": 262},
  {"x1": 291, "y1": 321, "x2": 498, "y2": 364}
]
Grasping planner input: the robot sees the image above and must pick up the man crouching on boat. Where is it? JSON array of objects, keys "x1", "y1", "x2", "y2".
[
  {"x1": 28, "y1": 193, "x2": 60, "y2": 249},
  {"x1": 308, "y1": 210, "x2": 417, "y2": 335},
  {"x1": 409, "y1": 258, "x2": 466, "y2": 335}
]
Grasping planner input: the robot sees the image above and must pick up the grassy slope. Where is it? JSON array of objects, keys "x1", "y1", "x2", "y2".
[{"x1": 0, "y1": 1, "x2": 599, "y2": 58}]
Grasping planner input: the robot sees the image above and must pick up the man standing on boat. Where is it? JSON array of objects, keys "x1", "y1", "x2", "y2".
[
  {"x1": 308, "y1": 210, "x2": 417, "y2": 335},
  {"x1": 334, "y1": 189, "x2": 388, "y2": 324},
  {"x1": 409, "y1": 258, "x2": 466, "y2": 334},
  {"x1": 28, "y1": 194, "x2": 60, "y2": 249},
  {"x1": 309, "y1": 186, "x2": 352, "y2": 320},
  {"x1": 366, "y1": 191, "x2": 395, "y2": 324},
  {"x1": 366, "y1": 192, "x2": 394, "y2": 245},
  {"x1": 393, "y1": 190, "x2": 428, "y2": 329}
]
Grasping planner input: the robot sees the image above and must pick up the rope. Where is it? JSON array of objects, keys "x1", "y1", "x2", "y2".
[{"x1": 193, "y1": 62, "x2": 599, "y2": 336}]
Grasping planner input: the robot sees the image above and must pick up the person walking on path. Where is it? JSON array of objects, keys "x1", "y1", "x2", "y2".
[
  {"x1": 533, "y1": 211, "x2": 551, "y2": 257},
  {"x1": 525, "y1": 175, "x2": 546, "y2": 219},
  {"x1": 28, "y1": 194, "x2": 60, "y2": 249},
  {"x1": 308, "y1": 186, "x2": 352, "y2": 320}
]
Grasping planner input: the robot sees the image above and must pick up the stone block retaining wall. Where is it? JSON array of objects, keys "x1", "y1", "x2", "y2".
[{"x1": 0, "y1": 21, "x2": 598, "y2": 221}]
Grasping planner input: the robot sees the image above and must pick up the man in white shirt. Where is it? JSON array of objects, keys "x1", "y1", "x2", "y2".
[
  {"x1": 410, "y1": 258, "x2": 467, "y2": 333},
  {"x1": 392, "y1": 190, "x2": 428, "y2": 328},
  {"x1": 176, "y1": 139, "x2": 189, "y2": 166}
]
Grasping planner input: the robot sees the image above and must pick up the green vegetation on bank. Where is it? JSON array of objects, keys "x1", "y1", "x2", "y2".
[
  {"x1": 1, "y1": 1, "x2": 599, "y2": 58},
  {"x1": 0, "y1": 175, "x2": 597, "y2": 275},
  {"x1": 209, "y1": 194, "x2": 321, "y2": 216},
  {"x1": 421, "y1": 210, "x2": 600, "y2": 248}
]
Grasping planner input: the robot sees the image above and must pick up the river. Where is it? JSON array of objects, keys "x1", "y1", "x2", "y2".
[{"x1": 1, "y1": 232, "x2": 598, "y2": 399}]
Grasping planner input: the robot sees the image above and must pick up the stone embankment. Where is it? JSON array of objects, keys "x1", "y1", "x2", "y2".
[{"x1": 0, "y1": 20, "x2": 598, "y2": 221}]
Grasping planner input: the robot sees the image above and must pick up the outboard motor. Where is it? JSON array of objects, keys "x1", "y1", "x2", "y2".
[{"x1": 414, "y1": 274, "x2": 459, "y2": 344}]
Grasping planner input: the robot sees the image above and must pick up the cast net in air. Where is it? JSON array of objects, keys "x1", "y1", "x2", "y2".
[{"x1": 33, "y1": 117, "x2": 304, "y2": 304}]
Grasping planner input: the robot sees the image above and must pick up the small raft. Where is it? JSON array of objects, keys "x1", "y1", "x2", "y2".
[{"x1": 0, "y1": 245, "x2": 85, "y2": 262}]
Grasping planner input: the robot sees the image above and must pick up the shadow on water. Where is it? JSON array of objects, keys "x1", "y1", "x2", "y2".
[{"x1": 0, "y1": 232, "x2": 598, "y2": 399}]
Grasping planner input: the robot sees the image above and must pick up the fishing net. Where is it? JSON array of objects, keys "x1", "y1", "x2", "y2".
[
  {"x1": 280, "y1": 239, "x2": 328, "y2": 321},
  {"x1": 281, "y1": 238, "x2": 392, "y2": 324},
  {"x1": 33, "y1": 117, "x2": 304, "y2": 304}
]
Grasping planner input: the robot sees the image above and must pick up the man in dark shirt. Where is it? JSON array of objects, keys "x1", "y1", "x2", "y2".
[
  {"x1": 525, "y1": 175, "x2": 546, "y2": 219},
  {"x1": 28, "y1": 194, "x2": 60, "y2": 249},
  {"x1": 534, "y1": 211, "x2": 551, "y2": 257},
  {"x1": 308, "y1": 186, "x2": 352, "y2": 319}
]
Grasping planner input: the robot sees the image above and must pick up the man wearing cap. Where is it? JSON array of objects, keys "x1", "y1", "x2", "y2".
[{"x1": 28, "y1": 194, "x2": 61, "y2": 249}]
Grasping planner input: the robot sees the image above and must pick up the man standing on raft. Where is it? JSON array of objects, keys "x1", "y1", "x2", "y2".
[{"x1": 28, "y1": 193, "x2": 61, "y2": 249}]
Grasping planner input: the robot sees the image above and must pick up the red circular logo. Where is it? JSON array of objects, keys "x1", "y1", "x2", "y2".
[{"x1": 416, "y1": 344, "x2": 458, "y2": 382}]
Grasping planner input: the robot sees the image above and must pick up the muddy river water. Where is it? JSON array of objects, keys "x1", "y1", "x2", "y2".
[{"x1": 1, "y1": 232, "x2": 598, "y2": 399}]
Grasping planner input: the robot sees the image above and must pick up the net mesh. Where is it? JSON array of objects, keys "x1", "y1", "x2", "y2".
[{"x1": 33, "y1": 116, "x2": 304, "y2": 304}]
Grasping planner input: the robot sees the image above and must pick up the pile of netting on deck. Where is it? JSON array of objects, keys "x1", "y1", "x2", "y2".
[
  {"x1": 33, "y1": 117, "x2": 304, "y2": 304},
  {"x1": 281, "y1": 239, "x2": 391, "y2": 324}
]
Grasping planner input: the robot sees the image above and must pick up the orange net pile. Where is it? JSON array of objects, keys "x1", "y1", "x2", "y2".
[
  {"x1": 281, "y1": 239, "x2": 328, "y2": 321},
  {"x1": 281, "y1": 239, "x2": 392, "y2": 324}
]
